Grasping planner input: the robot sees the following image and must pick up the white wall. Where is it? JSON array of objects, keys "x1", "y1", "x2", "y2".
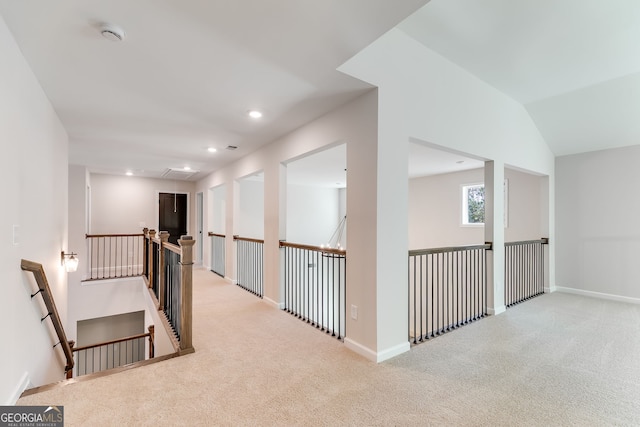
[
  {"x1": 209, "y1": 184, "x2": 226, "y2": 235},
  {"x1": 556, "y1": 146, "x2": 640, "y2": 301},
  {"x1": 90, "y1": 173, "x2": 196, "y2": 237},
  {"x1": 339, "y1": 27, "x2": 555, "y2": 355},
  {"x1": 196, "y1": 91, "x2": 379, "y2": 350},
  {"x1": 67, "y1": 277, "x2": 174, "y2": 357},
  {"x1": 408, "y1": 167, "x2": 545, "y2": 249},
  {"x1": 409, "y1": 169, "x2": 485, "y2": 249},
  {"x1": 1, "y1": 15, "x2": 70, "y2": 404},
  {"x1": 236, "y1": 178, "x2": 264, "y2": 239},
  {"x1": 504, "y1": 168, "x2": 545, "y2": 242},
  {"x1": 286, "y1": 184, "x2": 340, "y2": 246}
]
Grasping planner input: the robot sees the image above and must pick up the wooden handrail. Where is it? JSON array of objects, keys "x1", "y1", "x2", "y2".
[
  {"x1": 208, "y1": 232, "x2": 225, "y2": 238},
  {"x1": 72, "y1": 331, "x2": 152, "y2": 353},
  {"x1": 86, "y1": 233, "x2": 145, "y2": 238},
  {"x1": 20, "y1": 259, "x2": 74, "y2": 375},
  {"x1": 409, "y1": 243, "x2": 492, "y2": 257},
  {"x1": 233, "y1": 235, "x2": 265, "y2": 244},
  {"x1": 163, "y1": 242, "x2": 181, "y2": 254},
  {"x1": 505, "y1": 238, "x2": 549, "y2": 246},
  {"x1": 279, "y1": 240, "x2": 346, "y2": 255}
]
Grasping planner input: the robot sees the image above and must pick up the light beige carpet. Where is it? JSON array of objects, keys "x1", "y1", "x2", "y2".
[{"x1": 19, "y1": 269, "x2": 640, "y2": 426}]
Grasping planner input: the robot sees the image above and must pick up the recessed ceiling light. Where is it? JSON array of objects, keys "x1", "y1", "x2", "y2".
[
  {"x1": 248, "y1": 110, "x2": 263, "y2": 119},
  {"x1": 125, "y1": 171, "x2": 133, "y2": 176},
  {"x1": 207, "y1": 147, "x2": 217, "y2": 153},
  {"x1": 184, "y1": 166, "x2": 191, "y2": 171}
]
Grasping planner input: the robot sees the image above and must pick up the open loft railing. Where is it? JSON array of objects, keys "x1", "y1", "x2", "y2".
[
  {"x1": 234, "y1": 235, "x2": 264, "y2": 298},
  {"x1": 408, "y1": 243, "x2": 491, "y2": 345},
  {"x1": 208, "y1": 232, "x2": 226, "y2": 277},
  {"x1": 70, "y1": 326, "x2": 155, "y2": 377},
  {"x1": 279, "y1": 241, "x2": 346, "y2": 340},
  {"x1": 85, "y1": 233, "x2": 146, "y2": 280},
  {"x1": 505, "y1": 238, "x2": 549, "y2": 307},
  {"x1": 143, "y1": 229, "x2": 195, "y2": 355}
]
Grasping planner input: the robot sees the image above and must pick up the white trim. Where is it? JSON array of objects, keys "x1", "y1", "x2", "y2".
[
  {"x1": 376, "y1": 341, "x2": 410, "y2": 362},
  {"x1": 7, "y1": 372, "x2": 31, "y2": 405},
  {"x1": 461, "y1": 182, "x2": 485, "y2": 226},
  {"x1": 544, "y1": 286, "x2": 556, "y2": 293},
  {"x1": 556, "y1": 286, "x2": 640, "y2": 305},
  {"x1": 344, "y1": 338, "x2": 410, "y2": 363},
  {"x1": 488, "y1": 305, "x2": 506, "y2": 315},
  {"x1": 81, "y1": 276, "x2": 140, "y2": 286},
  {"x1": 156, "y1": 190, "x2": 191, "y2": 237},
  {"x1": 344, "y1": 338, "x2": 377, "y2": 362},
  {"x1": 263, "y1": 296, "x2": 285, "y2": 310}
]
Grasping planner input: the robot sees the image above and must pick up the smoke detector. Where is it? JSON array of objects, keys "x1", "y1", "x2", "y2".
[{"x1": 101, "y1": 24, "x2": 125, "y2": 42}]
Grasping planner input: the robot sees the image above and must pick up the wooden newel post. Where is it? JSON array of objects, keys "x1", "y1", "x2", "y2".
[
  {"x1": 142, "y1": 228, "x2": 149, "y2": 278},
  {"x1": 178, "y1": 235, "x2": 195, "y2": 354},
  {"x1": 158, "y1": 231, "x2": 170, "y2": 310},
  {"x1": 148, "y1": 229, "x2": 157, "y2": 289},
  {"x1": 148, "y1": 325, "x2": 155, "y2": 359},
  {"x1": 66, "y1": 340, "x2": 75, "y2": 379}
]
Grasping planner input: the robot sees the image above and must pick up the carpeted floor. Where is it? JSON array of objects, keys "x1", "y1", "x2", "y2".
[{"x1": 19, "y1": 269, "x2": 640, "y2": 426}]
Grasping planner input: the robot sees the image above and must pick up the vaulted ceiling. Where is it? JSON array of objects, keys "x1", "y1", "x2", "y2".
[
  {"x1": 398, "y1": 0, "x2": 640, "y2": 156},
  {"x1": 1, "y1": 0, "x2": 639, "y2": 182}
]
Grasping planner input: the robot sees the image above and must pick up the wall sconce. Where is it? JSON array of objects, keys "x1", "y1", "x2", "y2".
[{"x1": 61, "y1": 251, "x2": 79, "y2": 273}]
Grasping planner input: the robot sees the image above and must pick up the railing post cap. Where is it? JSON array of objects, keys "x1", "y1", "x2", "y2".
[{"x1": 178, "y1": 236, "x2": 196, "y2": 247}]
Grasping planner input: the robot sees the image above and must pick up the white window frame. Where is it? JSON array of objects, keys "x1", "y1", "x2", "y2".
[{"x1": 461, "y1": 183, "x2": 485, "y2": 227}]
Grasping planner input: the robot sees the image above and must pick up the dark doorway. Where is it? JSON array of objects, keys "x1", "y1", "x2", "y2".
[{"x1": 159, "y1": 193, "x2": 188, "y2": 245}]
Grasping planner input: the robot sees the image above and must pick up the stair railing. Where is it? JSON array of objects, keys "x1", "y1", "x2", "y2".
[
  {"x1": 69, "y1": 325, "x2": 155, "y2": 378},
  {"x1": 20, "y1": 259, "x2": 74, "y2": 377}
]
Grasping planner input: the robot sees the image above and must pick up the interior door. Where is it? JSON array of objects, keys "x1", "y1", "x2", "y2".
[
  {"x1": 196, "y1": 192, "x2": 203, "y2": 264},
  {"x1": 159, "y1": 193, "x2": 188, "y2": 245}
]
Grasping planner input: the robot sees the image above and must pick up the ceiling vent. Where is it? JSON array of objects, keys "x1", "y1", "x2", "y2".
[
  {"x1": 226, "y1": 145, "x2": 238, "y2": 150},
  {"x1": 161, "y1": 168, "x2": 198, "y2": 180}
]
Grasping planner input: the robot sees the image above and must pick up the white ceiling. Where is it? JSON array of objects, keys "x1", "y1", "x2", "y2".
[
  {"x1": 0, "y1": 0, "x2": 428, "y2": 180},
  {"x1": 285, "y1": 142, "x2": 483, "y2": 188},
  {"x1": 398, "y1": 0, "x2": 640, "y2": 156},
  {"x1": 2, "y1": 0, "x2": 638, "y2": 183}
]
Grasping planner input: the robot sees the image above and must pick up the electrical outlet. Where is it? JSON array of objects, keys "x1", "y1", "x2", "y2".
[{"x1": 351, "y1": 304, "x2": 358, "y2": 320}]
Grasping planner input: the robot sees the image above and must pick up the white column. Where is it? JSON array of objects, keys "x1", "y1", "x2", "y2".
[
  {"x1": 344, "y1": 89, "x2": 410, "y2": 362},
  {"x1": 484, "y1": 160, "x2": 506, "y2": 315}
]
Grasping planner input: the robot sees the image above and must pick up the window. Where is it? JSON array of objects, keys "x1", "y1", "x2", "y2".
[{"x1": 462, "y1": 184, "x2": 485, "y2": 225}]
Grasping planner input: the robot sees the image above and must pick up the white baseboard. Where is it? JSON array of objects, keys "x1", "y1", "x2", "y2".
[
  {"x1": 6, "y1": 372, "x2": 31, "y2": 405},
  {"x1": 344, "y1": 338, "x2": 410, "y2": 363},
  {"x1": 263, "y1": 296, "x2": 284, "y2": 310},
  {"x1": 556, "y1": 286, "x2": 640, "y2": 305},
  {"x1": 376, "y1": 341, "x2": 410, "y2": 362},
  {"x1": 488, "y1": 305, "x2": 506, "y2": 315},
  {"x1": 344, "y1": 338, "x2": 377, "y2": 362},
  {"x1": 545, "y1": 286, "x2": 557, "y2": 293}
]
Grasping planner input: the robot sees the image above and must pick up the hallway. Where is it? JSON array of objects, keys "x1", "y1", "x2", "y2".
[{"x1": 19, "y1": 269, "x2": 640, "y2": 426}]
